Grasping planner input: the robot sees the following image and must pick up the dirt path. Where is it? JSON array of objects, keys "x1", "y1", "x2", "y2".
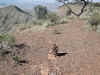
[
  {"x1": 15, "y1": 19, "x2": 100, "y2": 75},
  {"x1": 1, "y1": 19, "x2": 100, "y2": 75}
]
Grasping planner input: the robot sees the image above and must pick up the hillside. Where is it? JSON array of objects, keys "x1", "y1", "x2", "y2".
[{"x1": 0, "y1": 5, "x2": 34, "y2": 33}]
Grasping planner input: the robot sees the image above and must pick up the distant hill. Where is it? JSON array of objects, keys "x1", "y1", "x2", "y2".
[{"x1": 0, "y1": 5, "x2": 34, "y2": 33}]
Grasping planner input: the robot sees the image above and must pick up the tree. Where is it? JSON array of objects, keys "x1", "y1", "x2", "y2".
[
  {"x1": 34, "y1": 5, "x2": 48, "y2": 19},
  {"x1": 57, "y1": 0, "x2": 93, "y2": 16}
]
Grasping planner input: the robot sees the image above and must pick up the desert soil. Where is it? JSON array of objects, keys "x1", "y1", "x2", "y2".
[{"x1": 0, "y1": 19, "x2": 100, "y2": 75}]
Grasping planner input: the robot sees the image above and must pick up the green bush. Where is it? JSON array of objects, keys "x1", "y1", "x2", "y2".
[
  {"x1": 12, "y1": 56, "x2": 21, "y2": 64},
  {"x1": 88, "y1": 12, "x2": 100, "y2": 26},
  {"x1": 34, "y1": 5, "x2": 48, "y2": 19},
  {"x1": 0, "y1": 34, "x2": 16, "y2": 46}
]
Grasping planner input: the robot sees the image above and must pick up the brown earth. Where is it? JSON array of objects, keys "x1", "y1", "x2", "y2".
[{"x1": 0, "y1": 19, "x2": 100, "y2": 75}]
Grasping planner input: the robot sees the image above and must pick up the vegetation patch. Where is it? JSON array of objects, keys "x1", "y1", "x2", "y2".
[
  {"x1": 0, "y1": 34, "x2": 16, "y2": 57},
  {"x1": 34, "y1": 5, "x2": 48, "y2": 19},
  {"x1": 88, "y1": 12, "x2": 100, "y2": 31},
  {"x1": 0, "y1": 34, "x2": 16, "y2": 46}
]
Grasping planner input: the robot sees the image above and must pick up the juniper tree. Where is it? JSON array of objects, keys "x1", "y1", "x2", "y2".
[{"x1": 34, "y1": 5, "x2": 48, "y2": 19}]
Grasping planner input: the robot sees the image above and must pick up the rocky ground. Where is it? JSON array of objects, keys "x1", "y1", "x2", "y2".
[{"x1": 0, "y1": 19, "x2": 100, "y2": 75}]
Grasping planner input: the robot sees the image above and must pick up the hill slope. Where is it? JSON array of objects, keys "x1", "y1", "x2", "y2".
[{"x1": 0, "y1": 5, "x2": 34, "y2": 33}]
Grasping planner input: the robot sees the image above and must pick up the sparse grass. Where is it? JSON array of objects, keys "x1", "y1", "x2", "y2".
[
  {"x1": 32, "y1": 19, "x2": 46, "y2": 25},
  {"x1": 32, "y1": 13, "x2": 67, "y2": 27},
  {"x1": 15, "y1": 10, "x2": 68, "y2": 31}
]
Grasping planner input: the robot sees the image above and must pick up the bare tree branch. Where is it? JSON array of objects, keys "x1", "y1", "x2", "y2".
[{"x1": 58, "y1": 0, "x2": 89, "y2": 16}]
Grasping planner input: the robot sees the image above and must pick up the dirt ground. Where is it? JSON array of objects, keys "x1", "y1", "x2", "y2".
[{"x1": 0, "y1": 19, "x2": 100, "y2": 75}]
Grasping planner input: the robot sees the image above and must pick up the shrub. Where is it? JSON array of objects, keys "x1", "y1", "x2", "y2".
[
  {"x1": 12, "y1": 56, "x2": 21, "y2": 64},
  {"x1": 47, "y1": 12, "x2": 59, "y2": 24},
  {"x1": 0, "y1": 34, "x2": 16, "y2": 48},
  {"x1": 94, "y1": 2, "x2": 100, "y2": 7},
  {"x1": 88, "y1": 12, "x2": 100, "y2": 27},
  {"x1": 66, "y1": 8, "x2": 72, "y2": 16},
  {"x1": 12, "y1": 56, "x2": 28, "y2": 65},
  {"x1": 34, "y1": 5, "x2": 48, "y2": 19}
]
